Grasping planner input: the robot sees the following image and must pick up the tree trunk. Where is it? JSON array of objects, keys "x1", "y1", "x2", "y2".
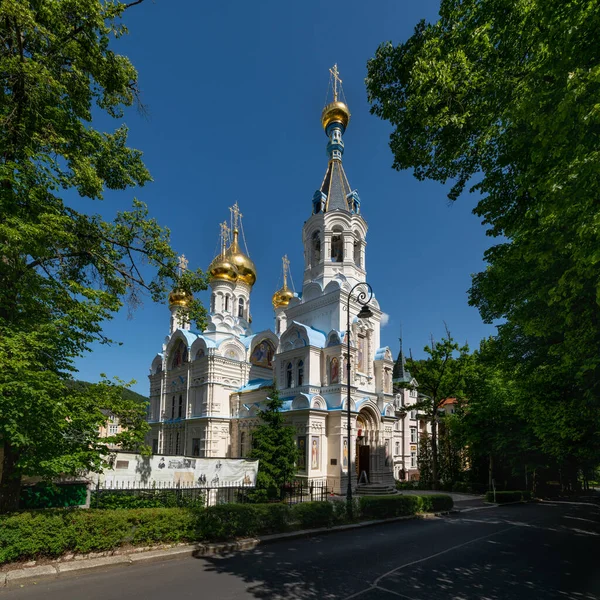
[
  {"x1": 0, "y1": 441, "x2": 21, "y2": 513},
  {"x1": 431, "y1": 413, "x2": 438, "y2": 490},
  {"x1": 488, "y1": 454, "x2": 494, "y2": 491}
]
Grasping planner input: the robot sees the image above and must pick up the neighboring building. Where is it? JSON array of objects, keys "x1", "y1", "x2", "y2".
[
  {"x1": 98, "y1": 412, "x2": 124, "y2": 450},
  {"x1": 146, "y1": 67, "x2": 414, "y2": 493}
]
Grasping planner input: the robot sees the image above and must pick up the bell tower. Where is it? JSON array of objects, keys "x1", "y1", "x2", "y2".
[{"x1": 302, "y1": 64, "x2": 368, "y2": 295}]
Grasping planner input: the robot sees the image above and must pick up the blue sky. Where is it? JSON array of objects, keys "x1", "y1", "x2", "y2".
[{"x1": 73, "y1": 0, "x2": 497, "y2": 395}]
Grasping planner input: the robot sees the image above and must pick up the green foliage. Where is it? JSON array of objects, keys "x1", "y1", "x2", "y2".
[
  {"x1": 418, "y1": 494, "x2": 454, "y2": 512},
  {"x1": 0, "y1": 1, "x2": 207, "y2": 511},
  {"x1": 400, "y1": 329, "x2": 472, "y2": 488},
  {"x1": 67, "y1": 380, "x2": 149, "y2": 404},
  {"x1": 290, "y1": 501, "x2": 336, "y2": 529},
  {"x1": 0, "y1": 508, "x2": 197, "y2": 563},
  {"x1": 485, "y1": 491, "x2": 531, "y2": 504},
  {"x1": 20, "y1": 483, "x2": 88, "y2": 509},
  {"x1": 359, "y1": 495, "x2": 423, "y2": 519},
  {"x1": 92, "y1": 490, "x2": 205, "y2": 509},
  {"x1": 366, "y1": 0, "x2": 600, "y2": 482},
  {"x1": 247, "y1": 388, "x2": 299, "y2": 501}
]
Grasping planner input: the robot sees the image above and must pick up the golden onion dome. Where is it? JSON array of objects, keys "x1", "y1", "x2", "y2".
[
  {"x1": 208, "y1": 253, "x2": 239, "y2": 284},
  {"x1": 272, "y1": 284, "x2": 294, "y2": 309},
  {"x1": 321, "y1": 100, "x2": 351, "y2": 131},
  {"x1": 168, "y1": 288, "x2": 193, "y2": 308},
  {"x1": 225, "y1": 229, "x2": 256, "y2": 287}
]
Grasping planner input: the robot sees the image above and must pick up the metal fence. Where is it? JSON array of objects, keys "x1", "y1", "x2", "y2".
[{"x1": 91, "y1": 479, "x2": 330, "y2": 509}]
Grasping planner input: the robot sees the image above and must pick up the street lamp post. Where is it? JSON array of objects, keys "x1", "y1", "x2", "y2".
[{"x1": 345, "y1": 281, "x2": 374, "y2": 515}]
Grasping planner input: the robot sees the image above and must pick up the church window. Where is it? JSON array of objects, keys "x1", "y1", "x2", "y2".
[
  {"x1": 175, "y1": 431, "x2": 181, "y2": 455},
  {"x1": 286, "y1": 362, "x2": 293, "y2": 388},
  {"x1": 297, "y1": 360, "x2": 304, "y2": 386},
  {"x1": 210, "y1": 294, "x2": 215, "y2": 313},
  {"x1": 192, "y1": 438, "x2": 200, "y2": 457},
  {"x1": 238, "y1": 297, "x2": 244, "y2": 318},
  {"x1": 276, "y1": 319, "x2": 281, "y2": 334},
  {"x1": 395, "y1": 441, "x2": 400, "y2": 455},
  {"x1": 331, "y1": 234, "x2": 343, "y2": 262},
  {"x1": 354, "y1": 239, "x2": 361, "y2": 267},
  {"x1": 225, "y1": 295, "x2": 229, "y2": 312},
  {"x1": 178, "y1": 395, "x2": 183, "y2": 419},
  {"x1": 240, "y1": 431, "x2": 247, "y2": 457},
  {"x1": 171, "y1": 396, "x2": 176, "y2": 419},
  {"x1": 311, "y1": 231, "x2": 321, "y2": 265}
]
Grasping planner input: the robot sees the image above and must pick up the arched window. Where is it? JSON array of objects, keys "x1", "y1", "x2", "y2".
[
  {"x1": 312, "y1": 231, "x2": 321, "y2": 266},
  {"x1": 238, "y1": 297, "x2": 244, "y2": 318},
  {"x1": 297, "y1": 360, "x2": 304, "y2": 386},
  {"x1": 286, "y1": 362, "x2": 293, "y2": 388},
  {"x1": 240, "y1": 431, "x2": 246, "y2": 457},
  {"x1": 171, "y1": 395, "x2": 176, "y2": 419},
  {"x1": 210, "y1": 294, "x2": 215, "y2": 313},
  {"x1": 178, "y1": 394, "x2": 183, "y2": 418},
  {"x1": 276, "y1": 319, "x2": 281, "y2": 334},
  {"x1": 354, "y1": 239, "x2": 361, "y2": 267},
  {"x1": 331, "y1": 234, "x2": 343, "y2": 262},
  {"x1": 224, "y1": 295, "x2": 229, "y2": 312}
]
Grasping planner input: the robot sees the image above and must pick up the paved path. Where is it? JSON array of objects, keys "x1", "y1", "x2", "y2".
[{"x1": 2, "y1": 500, "x2": 599, "y2": 599}]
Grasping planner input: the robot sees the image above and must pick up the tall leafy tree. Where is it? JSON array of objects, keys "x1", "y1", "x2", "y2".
[
  {"x1": 247, "y1": 387, "x2": 298, "y2": 502},
  {"x1": 402, "y1": 329, "x2": 471, "y2": 488},
  {"x1": 366, "y1": 0, "x2": 600, "y2": 479},
  {"x1": 0, "y1": 0, "x2": 206, "y2": 512}
]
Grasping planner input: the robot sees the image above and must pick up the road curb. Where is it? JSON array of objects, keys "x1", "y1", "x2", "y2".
[{"x1": 0, "y1": 511, "x2": 451, "y2": 588}]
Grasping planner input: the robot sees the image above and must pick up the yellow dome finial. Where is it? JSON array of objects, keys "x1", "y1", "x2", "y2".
[
  {"x1": 322, "y1": 64, "x2": 350, "y2": 132},
  {"x1": 272, "y1": 255, "x2": 295, "y2": 309},
  {"x1": 225, "y1": 203, "x2": 257, "y2": 286},
  {"x1": 208, "y1": 222, "x2": 239, "y2": 284},
  {"x1": 169, "y1": 254, "x2": 193, "y2": 308}
]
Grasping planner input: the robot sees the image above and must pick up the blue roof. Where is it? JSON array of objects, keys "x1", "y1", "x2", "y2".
[
  {"x1": 237, "y1": 378, "x2": 273, "y2": 392},
  {"x1": 173, "y1": 329, "x2": 199, "y2": 347},
  {"x1": 374, "y1": 346, "x2": 391, "y2": 361},
  {"x1": 290, "y1": 321, "x2": 327, "y2": 348}
]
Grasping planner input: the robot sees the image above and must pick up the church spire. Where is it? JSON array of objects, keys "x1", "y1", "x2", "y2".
[
  {"x1": 392, "y1": 327, "x2": 411, "y2": 383},
  {"x1": 313, "y1": 65, "x2": 360, "y2": 215}
]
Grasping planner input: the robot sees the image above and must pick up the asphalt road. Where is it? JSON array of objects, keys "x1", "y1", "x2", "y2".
[{"x1": 2, "y1": 500, "x2": 599, "y2": 600}]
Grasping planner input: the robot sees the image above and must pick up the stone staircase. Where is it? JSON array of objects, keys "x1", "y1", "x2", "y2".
[{"x1": 355, "y1": 483, "x2": 398, "y2": 496}]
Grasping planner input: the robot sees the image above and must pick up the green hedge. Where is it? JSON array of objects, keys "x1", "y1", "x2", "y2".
[
  {"x1": 93, "y1": 490, "x2": 205, "y2": 509},
  {"x1": 359, "y1": 495, "x2": 423, "y2": 519},
  {"x1": 485, "y1": 490, "x2": 532, "y2": 503},
  {"x1": 419, "y1": 494, "x2": 454, "y2": 512},
  {"x1": 0, "y1": 493, "x2": 455, "y2": 564},
  {"x1": 0, "y1": 508, "x2": 197, "y2": 564}
]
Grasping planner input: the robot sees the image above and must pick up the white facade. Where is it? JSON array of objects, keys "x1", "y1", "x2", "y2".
[{"x1": 146, "y1": 82, "x2": 424, "y2": 492}]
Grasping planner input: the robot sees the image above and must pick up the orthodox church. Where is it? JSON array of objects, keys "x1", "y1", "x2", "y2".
[{"x1": 146, "y1": 67, "x2": 423, "y2": 492}]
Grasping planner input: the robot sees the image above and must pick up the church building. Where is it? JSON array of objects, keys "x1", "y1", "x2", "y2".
[{"x1": 146, "y1": 67, "x2": 422, "y2": 493}]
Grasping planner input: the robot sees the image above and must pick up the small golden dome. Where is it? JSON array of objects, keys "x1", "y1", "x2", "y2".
[
  {"x1": 272, "y1": 284, "x2": 294, "y2": 309},
  {"x1": 208, "y1": 254, "x2": 239, "y2": 283},
  {"x1": 168, "y1": 288, "x2": 193, "y2": 308},
  {"x1": 226, "y1": 229, "x2": 256, "y2": 287},
  {"x1": 321, "y1": 100, "x2": 350, "y2": 131}
]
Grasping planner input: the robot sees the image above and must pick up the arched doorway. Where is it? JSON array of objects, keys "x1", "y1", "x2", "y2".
[{"x1": 355, "y1": 408, "x2": 378, "y2": 483}]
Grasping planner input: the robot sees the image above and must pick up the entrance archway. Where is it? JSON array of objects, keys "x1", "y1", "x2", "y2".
[{"x1": 356, "y1": 407, "x2": 378, "y2": 483}]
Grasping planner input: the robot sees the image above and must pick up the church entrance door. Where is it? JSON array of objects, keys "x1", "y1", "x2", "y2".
[{"x1": 358, "y1": 445, "x2": 370, "y2": 482}]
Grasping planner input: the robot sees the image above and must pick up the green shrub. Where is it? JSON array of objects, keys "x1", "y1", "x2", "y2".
[
  {"x1": 290, "y1": 501, "x2": 335, "y2": 529},
  {"x1": 0, "y1": 508, "x2": 197, "y2": 564},
  {"x1": 93, "y1": 490, "x2": 205, "y2": 509},
  {"x1": 252, "y1": 503, "x2": 292, "y2": 535},
  {"x1": 196, "y1": 504, "x2": 260, "y2": 541},
  {"x1": 418, "y1": 494, "x2": 454, "y2": 512},
  {"x1": 485, "y1": 490, "x2": 530, "y2": 503},
  {"x1": 359, "y1": 495, "x2": 422, "y2": 519},
  {"x1": 20, "y1": 483, "x2": 88, "y2": 509}
]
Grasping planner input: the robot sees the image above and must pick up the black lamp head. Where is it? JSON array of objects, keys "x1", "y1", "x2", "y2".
[{"x1": 357, "y1": 304, "x2": 373, "y2": 320}]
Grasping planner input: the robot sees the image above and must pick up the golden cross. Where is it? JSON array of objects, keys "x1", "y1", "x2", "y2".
[
  {"x1": 229, "y1": 202, "x2": 242, "y2": 232},
  {"x1": 177, "y1": 254, "x2": 188, "y2": 275},
  {"x1": 330, "y1": 64, "x2": 342, "y2": 102},
  {"x1": 282, "y1": 255, "x2": 290, "y2": 287},
  {"x1": 219, "y1": 221, "x2": 230, "y2": 254}
]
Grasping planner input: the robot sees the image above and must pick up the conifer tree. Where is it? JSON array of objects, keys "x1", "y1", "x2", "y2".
[{"x1": 248, "y1": 387, "x2": 298, "y2": 502}]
